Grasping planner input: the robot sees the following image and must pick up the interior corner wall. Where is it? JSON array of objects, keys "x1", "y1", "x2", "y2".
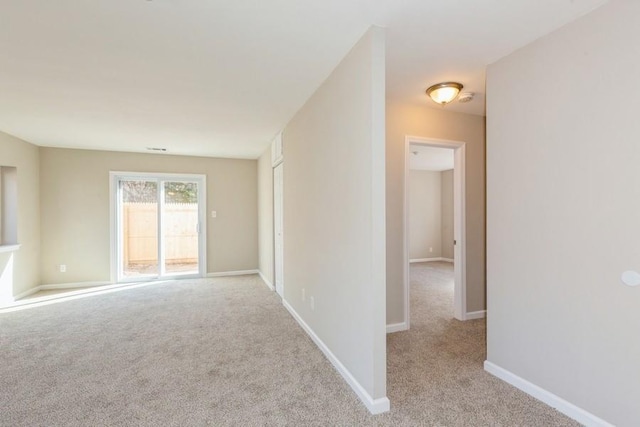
[
  {"x1": 0, "y1": 131, "x2": 40, "y2": 299},
  {"x1": 282, "y1": 26, "x2": 387, "y2": 407},
  {"x1": 257, "y1": 147, "x2": 274, "y2": 287},
  {"x1": 39, "y1": 148, "x2": 258, "y2": 285},
  {"x1": 486, "y1": 1, "x2": 640, "y2": 425},
  {"x1": 441, "y1": 169, "x2": 454, "y2": 260},
  {"x1": 409, "y1": 170, "x2": 442, "y2": 259},
  {"x1": 386, "y1": 103, "x2": 486, "y2": 324}
]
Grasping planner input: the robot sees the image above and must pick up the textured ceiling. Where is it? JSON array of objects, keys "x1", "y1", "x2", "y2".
[{"x1": 409, "y1": 145, "x2": 454, "y2": 171}]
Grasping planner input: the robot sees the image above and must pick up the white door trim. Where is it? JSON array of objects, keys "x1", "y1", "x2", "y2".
[
  {"x1": 109, "y1": 171, "x2": 207, "y2": 283},
  {"x1": 404, "y1": 136, "x2": 467, "y2": 326}
]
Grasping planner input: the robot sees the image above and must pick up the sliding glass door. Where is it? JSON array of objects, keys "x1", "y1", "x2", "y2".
[
  {"x1": 120, "y1": 179, "x2": 159, "y2": 278},
  {"x1": 112, "y1": 173, "x2": 206, "y2": 282}
]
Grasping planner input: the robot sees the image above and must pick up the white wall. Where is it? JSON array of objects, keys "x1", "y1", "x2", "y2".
[
  {"x1": 0, "y1": 131, "x2": 40, "y2": 300},
  {"x1": 487, "y1": 1, "x2": 640, "y2": 425},
  {"x1": 281, "y1": 27, "x2": 387, "y2": 411},
  {"x1": 409, "y1": 170, "x2": 442, "y2": 259},
  {"x1": 257, "y1": 147, "x2": 274, "y2": 287},
  {"x1": 409, "y1": 169, "x2": 454, "y2": 261}
]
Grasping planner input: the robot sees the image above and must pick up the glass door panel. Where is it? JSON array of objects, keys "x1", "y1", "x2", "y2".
[
  {"x1": 120, "y1": 180, "x2": 159, "y2": 278},
  {"x1": 162, "y1": 181, "x2": 199, "y2": 276},
  {"x1": 115, "y1": 174, "x2": 204, "y2": 282}
]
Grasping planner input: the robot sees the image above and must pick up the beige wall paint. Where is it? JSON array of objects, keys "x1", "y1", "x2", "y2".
[
  {"x1": 257, "y1": 147, "x2": 273, "y2": 286},
  {"x1": 487, "y1": 2, "x2": 639, "y2": 425},
  {"x1": 386, "y1": 103, "x2": 485, "y2": 323},
  {"x1": 39, "y1": 148, "x2": 257, "y2": 284},
  {"x1": 282, "y1": 27, "x2": 387, "y2": 405},
  {"x1": 409, "y1": 170, "x2": 442, "y2": 259},
  {"x1": 0, "y1": 131, "x2": 40, "y2": 299},
  {"x1": 441, "y1": 169, "x2": 454, "y2": 260}
]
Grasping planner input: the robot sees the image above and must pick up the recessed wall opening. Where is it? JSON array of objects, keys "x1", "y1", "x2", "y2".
[{"x1": 1, "y1": 166, "x2": 18, "y2": 246}]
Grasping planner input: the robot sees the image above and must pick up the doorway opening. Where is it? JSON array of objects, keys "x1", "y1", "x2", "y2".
[
  {"x1": 404, "y1": 136, "x2": 467, "y2": 327},
  {"x1": 110, "y1": 172, "x2": 206, "y2": 283}
]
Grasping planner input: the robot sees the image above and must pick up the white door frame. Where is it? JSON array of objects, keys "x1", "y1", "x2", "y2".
[
  {"x1": 109, "y1": 171, "x2": 207, "y2": 283},
  {"x1": 404, "y1": 136, "x2": 467, "y2": 325}
]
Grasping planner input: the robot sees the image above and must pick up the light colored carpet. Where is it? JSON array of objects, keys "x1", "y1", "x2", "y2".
[
  {"x1": 0, "y1": 267, "x2": 579, "y2": 426},
  {"x1": 384, "y1": 262, "x2": 580, "y2": 426}
]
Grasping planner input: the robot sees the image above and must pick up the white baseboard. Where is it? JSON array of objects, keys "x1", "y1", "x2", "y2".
[
  {"x1": 258, "y1": 271, "x2": 274, "y2": 291},
  {"x1": 283, "y1": 299, "x2": 390, "y2": 415},
  {"x1": 386, "y1": 322, "x2": 408, "y2": 333},
  {"x1": 10, "y1": 281, "x2": 112, "y2": 303},
  {"x1": 39, "y1": 281, "x2": 111, "y2": 290},
  {"x1": 207, "y1": 269, "x2": 259, "y2": 278},
  {"x1": 2, "y1": 281, "x2": 168, "y2": 311},
  {"x1": 465, "y1": 310, "x2": 486, "y2": 320},
  {"x1": 12, "y1": 287, "x2": 41, "y2": 301},
  {"x1": 410, "y1": 257, "x2": 440, "y2": 263},
  {"x1": 410, "y1": 257, "x2": 454, "y2": 263},
  {"x1": 484, "y1": 361, "x2": 613, "y2": 427}
]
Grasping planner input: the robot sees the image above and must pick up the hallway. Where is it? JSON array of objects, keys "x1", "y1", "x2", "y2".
[{"x1": 384, "y1": 262, "x2": 578, "y2": 426}]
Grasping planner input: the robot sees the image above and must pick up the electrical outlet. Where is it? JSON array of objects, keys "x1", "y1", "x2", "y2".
[
  {"x1": 59, "y1": 264, "x2": 66, "y2": 273},
  {"x1": 211, "y1": 211, "x2": 217, "y2": 218},
  {"x1": 310, "y1": 296, "x2": 315, "y2": 311},
  {"x1": 302, "y1": 288, "x2": 306, "y2": 301},
  {"x1": 429, "y1": 247, "x2": 433, "y2": 253}
]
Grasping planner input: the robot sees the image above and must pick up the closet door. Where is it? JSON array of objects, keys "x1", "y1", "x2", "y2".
[{"x1": 273, "y1": 163, "x2": 284, "y2": 296}]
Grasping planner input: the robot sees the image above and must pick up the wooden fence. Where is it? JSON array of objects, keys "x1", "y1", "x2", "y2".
[{"x1": 123, "y1": 203, "x2": 198, "y2": 265}]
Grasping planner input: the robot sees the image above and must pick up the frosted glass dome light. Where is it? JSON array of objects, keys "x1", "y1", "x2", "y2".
[{"x1": 426, "y1": 82, "x2": 463, "y2": 105}]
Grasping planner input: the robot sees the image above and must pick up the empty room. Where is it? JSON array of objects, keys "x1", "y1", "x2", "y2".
[{"x1": 2, "y1": 1, "x2": 638, "y2": 426}]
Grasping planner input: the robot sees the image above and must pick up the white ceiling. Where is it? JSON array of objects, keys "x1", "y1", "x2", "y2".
[
  {"x1": 409, "y1": 145, "x2": 453, "y2": 171},
  {"x1": 0, "y1": 0, "x2": 608, "y2": 159}
]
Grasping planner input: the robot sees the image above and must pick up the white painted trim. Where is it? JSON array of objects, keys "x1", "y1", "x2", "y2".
[
  {"x1": 258, "y1": 271, "x2": 274, "y2": 291},
  {"x1": 386, "y1": 322, "x2": 408, "y2": 333},
  {"x1": 484, "y1": 361, "x2": 613, "y2": 427},
  {"x1": 109, "y1": 174, "x2": 115, "y2": 284},
  {"x1": 12, "y1": 286, "x2": 40, "y2": 301},
  {"x1": 453, "y1": 143, "x2": 467, "y2": 321},
  {"x1": 465, "y1": 310, "x2": 486, "y2": 320},
  {"x1": 283, "y1": 299, "x2": 390, "y2": 414},
  {"x1": 405, "y1": 136, "x2": 468, "y2": 324},
  {"x1": 7, "y1": 281, "x2": 127, "y2": 308},
  {"x1": 409, "y1": 257, "x2": 440, "y2": 263},
  {"x1": 39, "y1": 281, "x2": 112, "y2": 290},
  {"x1": 206, "y1": 270, "x2": 259, "y2": 278},
  {"x1": 2, "y1": 280, "x2": 174, "y2": 312},
  {"x1": 409, "y1": 257, "x2": 454, "y2": 264},
  {"x1": 0, "y1": 244, "x2": 21, "y2": 254},
  {"x1": 271, "y1": 132, "x2": 284, "y2": 168},
  {"x1": 110, "y1": 172, "x2": 207, "y2": 284}
]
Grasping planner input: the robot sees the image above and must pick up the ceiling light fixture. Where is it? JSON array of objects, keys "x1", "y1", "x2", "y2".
[{"x1": 426, "y1": 82, "x2": 463, "y2": 106}]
